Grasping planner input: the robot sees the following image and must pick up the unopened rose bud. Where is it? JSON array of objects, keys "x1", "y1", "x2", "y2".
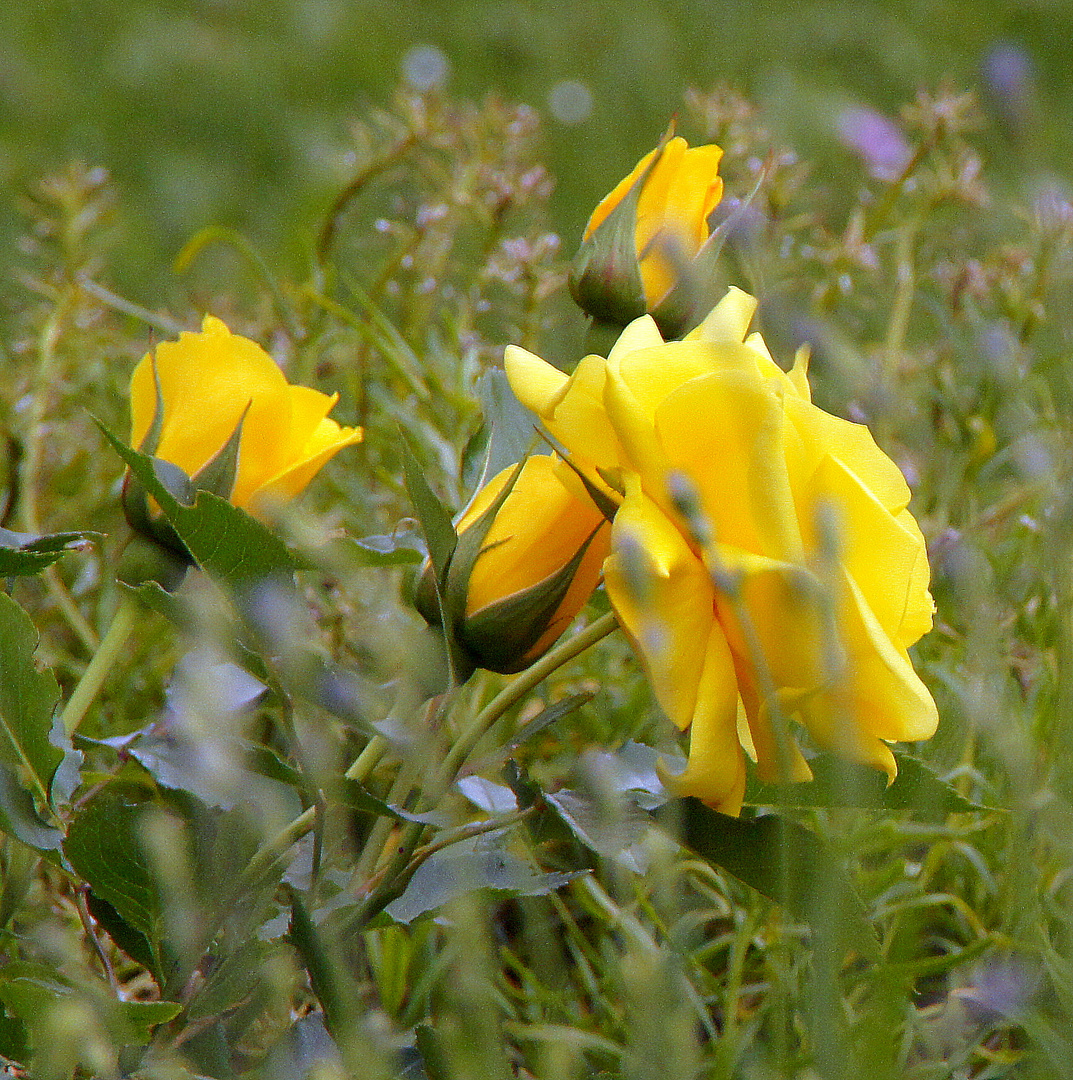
[
  {"x1": 415, "y1": 455, "x2": 611, "y2": 676},
  {"x1": 570, "y1": 136, "x2": 724, "y2": 337}
]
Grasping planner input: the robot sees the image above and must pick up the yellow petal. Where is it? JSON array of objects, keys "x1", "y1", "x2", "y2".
[
  {"x1": 660, "y1": 143, "x2": 724, "y2": 249},
  {"x1": 130, "y1": 317, "x2": 288, "y2": 479},
  {"x1": 893, "y1": 508, "x2": 936, "y2": 646},
  {"x1": 711, "y1": 544, "x2": 826, "y2": 692},
  {"x1": 129, "y1": 316, "x2": 359, "y2": 515},
  {"x1": 602, "y1": 364, "x2": 673, "y2": 501},
  {"x1": 839, "y1": 569, "x2": 939, "y2": 743},
  {"x1": 796, "y1": 690, "x2": 899, "y2": 781},
  {"x1": 654, "y1": 372, "x2": 805, "y2": 561},
  {"x1": 666, "y1": 620, "x2": 746, "y2": 814},
  {"x1": 636, "y1": 139, "x2": 724, "y2": 303},
  {"x1": 687, "y1": 286, "x2": 757, "y2": 345},
  {"x1": 606, "y1": 314, "x2": 666, "y2": 363},
  {"x1": 249, "y1": 416, "x2": 363, "y2": 512},
  {"x1": 503, "y1": 345, "x2": 570, "y2": 418},
  {"x1": 788, "y1": 345, "x2": 812, "y2": 402},
  {"x1": 734, "y1": 679, "x2": 814, "y2": 785},
  {"x1": 784, "y1": 394, "x2": 912, "y2": 514},
  {"x1": 462, "y1": 455, "x2": 609, "y2": 616},
  {"x1": 604, "y1": 481, "x2": 717, "y2": 731},
  {"x1": 803, "y1": 452, "x2": 933, "y2": 645}
]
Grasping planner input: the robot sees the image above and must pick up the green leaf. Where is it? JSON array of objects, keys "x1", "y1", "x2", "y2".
[
  {"x1": 743, "y1": 751, "x2": 988, "y2": 815},
  {"x1": 286, "y1": 885, "x2": 355, "y2": 1034},
  {"x1": 0, "y1": 762, "x2": 62, "y2": 852},
  {"x1": 119, "y1": 999, "x2": 182, "y2": 1042},
  {"x1": 0, "y1": 527, "x2": 98, "y2": 576},
  {"x1": 545, "y1": 788, "x2": 651, "y2": 871},
  {"x1": 665, "y1": 799, "x2": 878, "y2": 958},
  {"x1": 383, "y1": 834, "x2": 585, "y2": 923},
  {"x1": 98, "y1": 420, "x2": 306, "y2": 586},
  {"x1": 399, "y1": 434, "x2": 457, "y2": 586},
  {"x1": 0, "y1": 592, "x2": 63, "y2": 808},
  {"x1": 476, "y1": 368, "x2": 538, "y2": 483},
  {"x1": 0, "y1": 962, "x2": 72, "y2": 1022},
  {"x1": 63, "y1": 784, "x2": 162, "y2": 945},
  {"x1": 86, "y1": 894, "x2": 158, "y2": 976},
  {"x1": 343, "y1": 529, "x2": 426, "y2": 567},
  {"x1": 185, "y1": 940, "x2": 276, "y2": 1022},
  {"x1": 507, "y1": 692, "x2": 594, "y2": 749},
  {"x1": 336, "y1": 779, "x2": 450, "y2": 826}
]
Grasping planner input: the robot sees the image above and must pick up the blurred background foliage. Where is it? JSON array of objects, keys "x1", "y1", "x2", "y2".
[{"x1": 1, "y1": 0, "x2": 1071, "y2": 305}]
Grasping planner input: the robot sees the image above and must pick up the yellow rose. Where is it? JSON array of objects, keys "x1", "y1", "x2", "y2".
[
  {"x1": 570, "y1": 136, "x2": 724, "y2": 333},
  {"x1": 128, "y1": 315, "x2": 362, "y2": 515},
  {"x1": 414, "y1": 455, "x2": 611, "y2": 676},
  {"x1": 506, "y1": 288, "x2": 937, "y2": 814}
]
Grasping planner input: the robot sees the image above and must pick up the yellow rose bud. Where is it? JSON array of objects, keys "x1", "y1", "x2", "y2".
[
  {"x1": 415, "y1": 456, "x2": 611, "y2": 676},
  {"x1": 506, "y1": 288, "x2": 938, "y2": 814},
  {"x1": 570, "y1": 136, "x2": 724, "y2": 336},
  {"x1": 124, "y1": 315, "x2": 362, "y2": 553}
]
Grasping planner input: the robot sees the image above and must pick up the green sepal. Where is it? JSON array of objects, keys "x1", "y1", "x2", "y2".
[
  {"x1": 459, "y1": 523, "x2": 601, "y2": 674},
  {"x1": 136, "y1": 356, "x2": 166, "y2": 457},
  {"x1": 115, "y1": 533, "x2": 191, "y2": 593},
  {"x1": 441, "y1": 458, "x2": 527, "y2": 630},
  {"x1": 190, "y1": 402, "x2": 248, "y2": 502},
  {"x1": 568, "y1": 142, "x2": 667, "y2": 327},
  {"x1": 399, "y1": 433, "x2": 457, "y2": 589},
  {"x1": 120, "y1": 456, "x2": 195, "y2": 561},
  {"x1": 100, "y1": 419, "x2": 307, "y2": 586}
]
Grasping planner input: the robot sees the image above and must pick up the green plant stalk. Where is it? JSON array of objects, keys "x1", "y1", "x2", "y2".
[
  {"x1": 349, "y1": 610, "x2": 620, "y2": 929},
  {"x1": 436, "y1": 610, "x2": 619, "y2": 795},
  {"x1": 21, "y1": 291, "x2": 100, "y2": 654},
  {"x1": 58, "y1": 594, "x2": 139, "y2": 735},
  {"x1": 242, "y1": 734, "x2": 390, "y2": 889},
  {"x1": 173, "y1": 226, "x2": 302, "y2": 340},
  {"x1": 242, "y1": 611, "x2": 618, "y2": 918}
]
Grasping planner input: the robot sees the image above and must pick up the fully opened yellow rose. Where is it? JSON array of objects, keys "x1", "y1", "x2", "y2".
[
  {"x1": 570, "y1": 137, "x2": 724, "y2": 334},
  {"x1": 128, "y1": 315, "x2": 362, "y2": 515},
  {"x1": 506, "y1": 288, "x2": 937, "y2": 814}
]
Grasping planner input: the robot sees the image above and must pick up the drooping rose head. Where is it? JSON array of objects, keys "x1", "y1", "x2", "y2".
[
  {"x1": 125, "y1": 316, "x2": 362, "y2": 549},
  {"x1": 570, "y1": 136, "x2": 724, "y2": 336},
  {"x1": 506, "y1": 288, "x2": 938, "y2": 814}
]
